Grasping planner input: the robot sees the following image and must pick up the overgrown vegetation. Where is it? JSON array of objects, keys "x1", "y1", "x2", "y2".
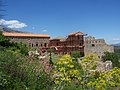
[
  {"x1": 102, "y1": 52, "x2": 120, "y2": 68},
  {"x1": 0, "y1": 32, "x2": 120, "y2": 90},
  {"x1": 0, "y1": 31, "x2": 28, "y2": 55},
  {"x1": 71, "y1": 51, "x2": 81, "y2": 60},
  {"x1": 114, "y1": 46, "x2": 120, "y2": 57},
  {"x1": 0, "y1": 32, "x2": 53, "y2": 89}
]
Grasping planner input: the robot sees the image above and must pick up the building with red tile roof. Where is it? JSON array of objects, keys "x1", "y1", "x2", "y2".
[
  {"x1": 3, "y1": 32, "x2": 50, "y2": 49},
  {"x1": 49, "y1": 32, "x2": 85, "y2": 56},
  {"x1": 3, "y1": 32, "x2": 50, "y2": 37}
]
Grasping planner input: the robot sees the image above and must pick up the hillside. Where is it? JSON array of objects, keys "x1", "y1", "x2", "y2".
[
  {"x1": 112, "y1": 43, "x2": 120, "y2": 46},
  {"x1": 0, "y1": 25, "x2": 29, "y2": 33}
]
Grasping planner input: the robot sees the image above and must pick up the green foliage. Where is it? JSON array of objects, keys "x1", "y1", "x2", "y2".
[
  {"x1": 102, "y1": 52, "x2": 120, "y2": 67},
  {"x1": 49, "y1": 53, "x2": 62, "y2": 64},
  {"x1": 81, "y1": 53, "x2": 98, "y2": 70},
  {"x1": 0, "y1": 51, "x2": 27, "y2": 90},
  {"x1": 79, "y1": 53, "x2": 120, "y2": 90},
  {"x1": 0, "y1": 32, "x2": 28, "y2": 55},
  {"x1": 53, "y1": 53, "x2": 120, "y2": 90},
  {"x1": 71, "y1": 51, "x2": 81, "y2": 60},
  {"x1": 64, "y1": 85, "x2": 82, "y2": 90},
  {"x1": 85, "y1": 67, "x2": 120, "y2": 90},
  {"x1": 53, "y1": 54, "x2": 82, "y2": 89},
  {"x1": 114, "y1": 46, "x2": 120, "y2": 52},
  {"x1": 114, "y1": 46, "x2": 120, "y2": 57},
  {"x1": 0, "y1": 32, "x2": 120, "y2": 90},
  {"x1": 16, "y1": 42, "x2": 29, "y2": 55},
  {"x1": 0, "y1": 50, "x2": 52, "y2": 90},
  {"x1": 0, "y1": 31, "x2": 10, "y2": 47}
]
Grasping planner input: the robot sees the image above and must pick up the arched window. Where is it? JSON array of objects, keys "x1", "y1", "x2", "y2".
[
  {"x1": 56, "y1": 42, "x2": 59, "y2": 46},
  {"x1": 41, "y1": 44, "x2": 42, "y2": 47},
  {"x1": 36, "y1": 43, "x2": 38, "y2": 47},
  {"x1": 44, "y1": 43, "x2": 47, "y2": 47},
  {"x1": 92, "y1": 44, "x2": 95, "y2": 47},
  {"x1": 32, "y1": 44, "x2": 34, "y2": 47}
]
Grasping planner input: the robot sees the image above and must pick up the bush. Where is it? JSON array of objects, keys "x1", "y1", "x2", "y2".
[
  {"x1": 102, "y1": 52, "x2": 120, "y2": 67},
  {"x1": 71, "y1": 51, "x2": 81, "y2": 60},
  {"x1": 0, "y1": 50, "x2": 53, "y2": 90}
]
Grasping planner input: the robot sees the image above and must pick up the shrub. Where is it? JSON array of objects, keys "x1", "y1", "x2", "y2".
[{"x1": 71, "y1": 51, "x2": 81, "y2": 60}]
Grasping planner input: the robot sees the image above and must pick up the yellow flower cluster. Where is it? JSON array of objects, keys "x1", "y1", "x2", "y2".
[
  {"x1": 53, "y1": 54, "x2": 81, "y2": 86},
  {"x1": 53, "y1": 53, "x2": 120, "y2": 90},
  {"x1": 86, "y1": 67, "x2": 120, "y2": 90},
  {"x1": 81, "y1": 53, "x2": 98, "y2": 70}
]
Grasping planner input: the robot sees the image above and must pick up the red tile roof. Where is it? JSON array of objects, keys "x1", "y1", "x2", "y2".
[
  {"x1": 68, "y1": 32, "x2": 84, "y2": 36},
  {"x1": 3, "y1": 32, "x2": 50, "y2": 38}
]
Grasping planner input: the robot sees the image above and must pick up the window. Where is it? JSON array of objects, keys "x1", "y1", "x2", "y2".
[
  {"x1": 80, "y1": 43, "x2": 82, "y2": 46},
  {"x1": 44, "y1": 43, "x2": 47, "y2": 47},
  {"x1": 98, "y1": 56, "x2": 100, "y2": 58},
  {"x1": 41, "y1": 44, "x2": 42, "y2": 47},
  {"x1": 36, "y1": 43, "x2": 38, "y2": 47},
  {"x1": 28, "y1": 38, "x2": 31, "y2": 40},
  {"x1": 92, "y1": 44, "x2": 95, "y2": 47},
  {"x1": 32, "y1": 44, "x2": 34, "y2": 47},
  {"x1": 56, "y1": 42, "x2": 59, "y2": 46}
]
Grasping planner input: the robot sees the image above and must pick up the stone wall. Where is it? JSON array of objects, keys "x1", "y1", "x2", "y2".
[
  {"x1": 84, "y1": 36, "x2": 114, "y2": 59},
  {"x1": 6, "y1": 36, "x2": 50, "y2": 49}
]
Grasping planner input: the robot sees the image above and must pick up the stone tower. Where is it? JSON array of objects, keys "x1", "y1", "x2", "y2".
[{"x1": 84, "y1": 36, "x2": 114, "y2": 59}]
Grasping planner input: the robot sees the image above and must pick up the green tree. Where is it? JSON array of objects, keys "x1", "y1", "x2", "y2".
[
  {"x1": 0, "y1": 49, "x2": 52, "y2": 90},
  {"x1": 0, "y1": 32, "x2": 28, "y2": 55},
  {"x1": 71, "y1": 51, "x2": 81, "y2": 60},
  {"x1": 16, "y1": 42, "x2": 28, "y2": 55},
  {"x1": 47, "y1": 47, "x2": 54, "y2": 65},
  {"x1": 0, "y1": 31, "x2": 10, "y2": 47},
  {"x1": 114, "y1": 46, "x2": 120, "y2": 57},
  {"x1": 102, "y1": 52, "x2": 120, "y2": 67}
]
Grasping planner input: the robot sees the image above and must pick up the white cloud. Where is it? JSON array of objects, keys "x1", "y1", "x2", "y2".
[
  {"x1": 0, "y1": 19, "x2": 27, "y2": 28},
  {"x1": 107, "y1": 38, "x2": 120, "y2": 44},
  {"x1": 42, "y1": 29, "x2": 47, "y2": 32}
]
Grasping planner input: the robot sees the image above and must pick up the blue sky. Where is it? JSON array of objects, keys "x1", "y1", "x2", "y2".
[{"x1": 1, "y1": 0, "x2": 120, "y2": 44}]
